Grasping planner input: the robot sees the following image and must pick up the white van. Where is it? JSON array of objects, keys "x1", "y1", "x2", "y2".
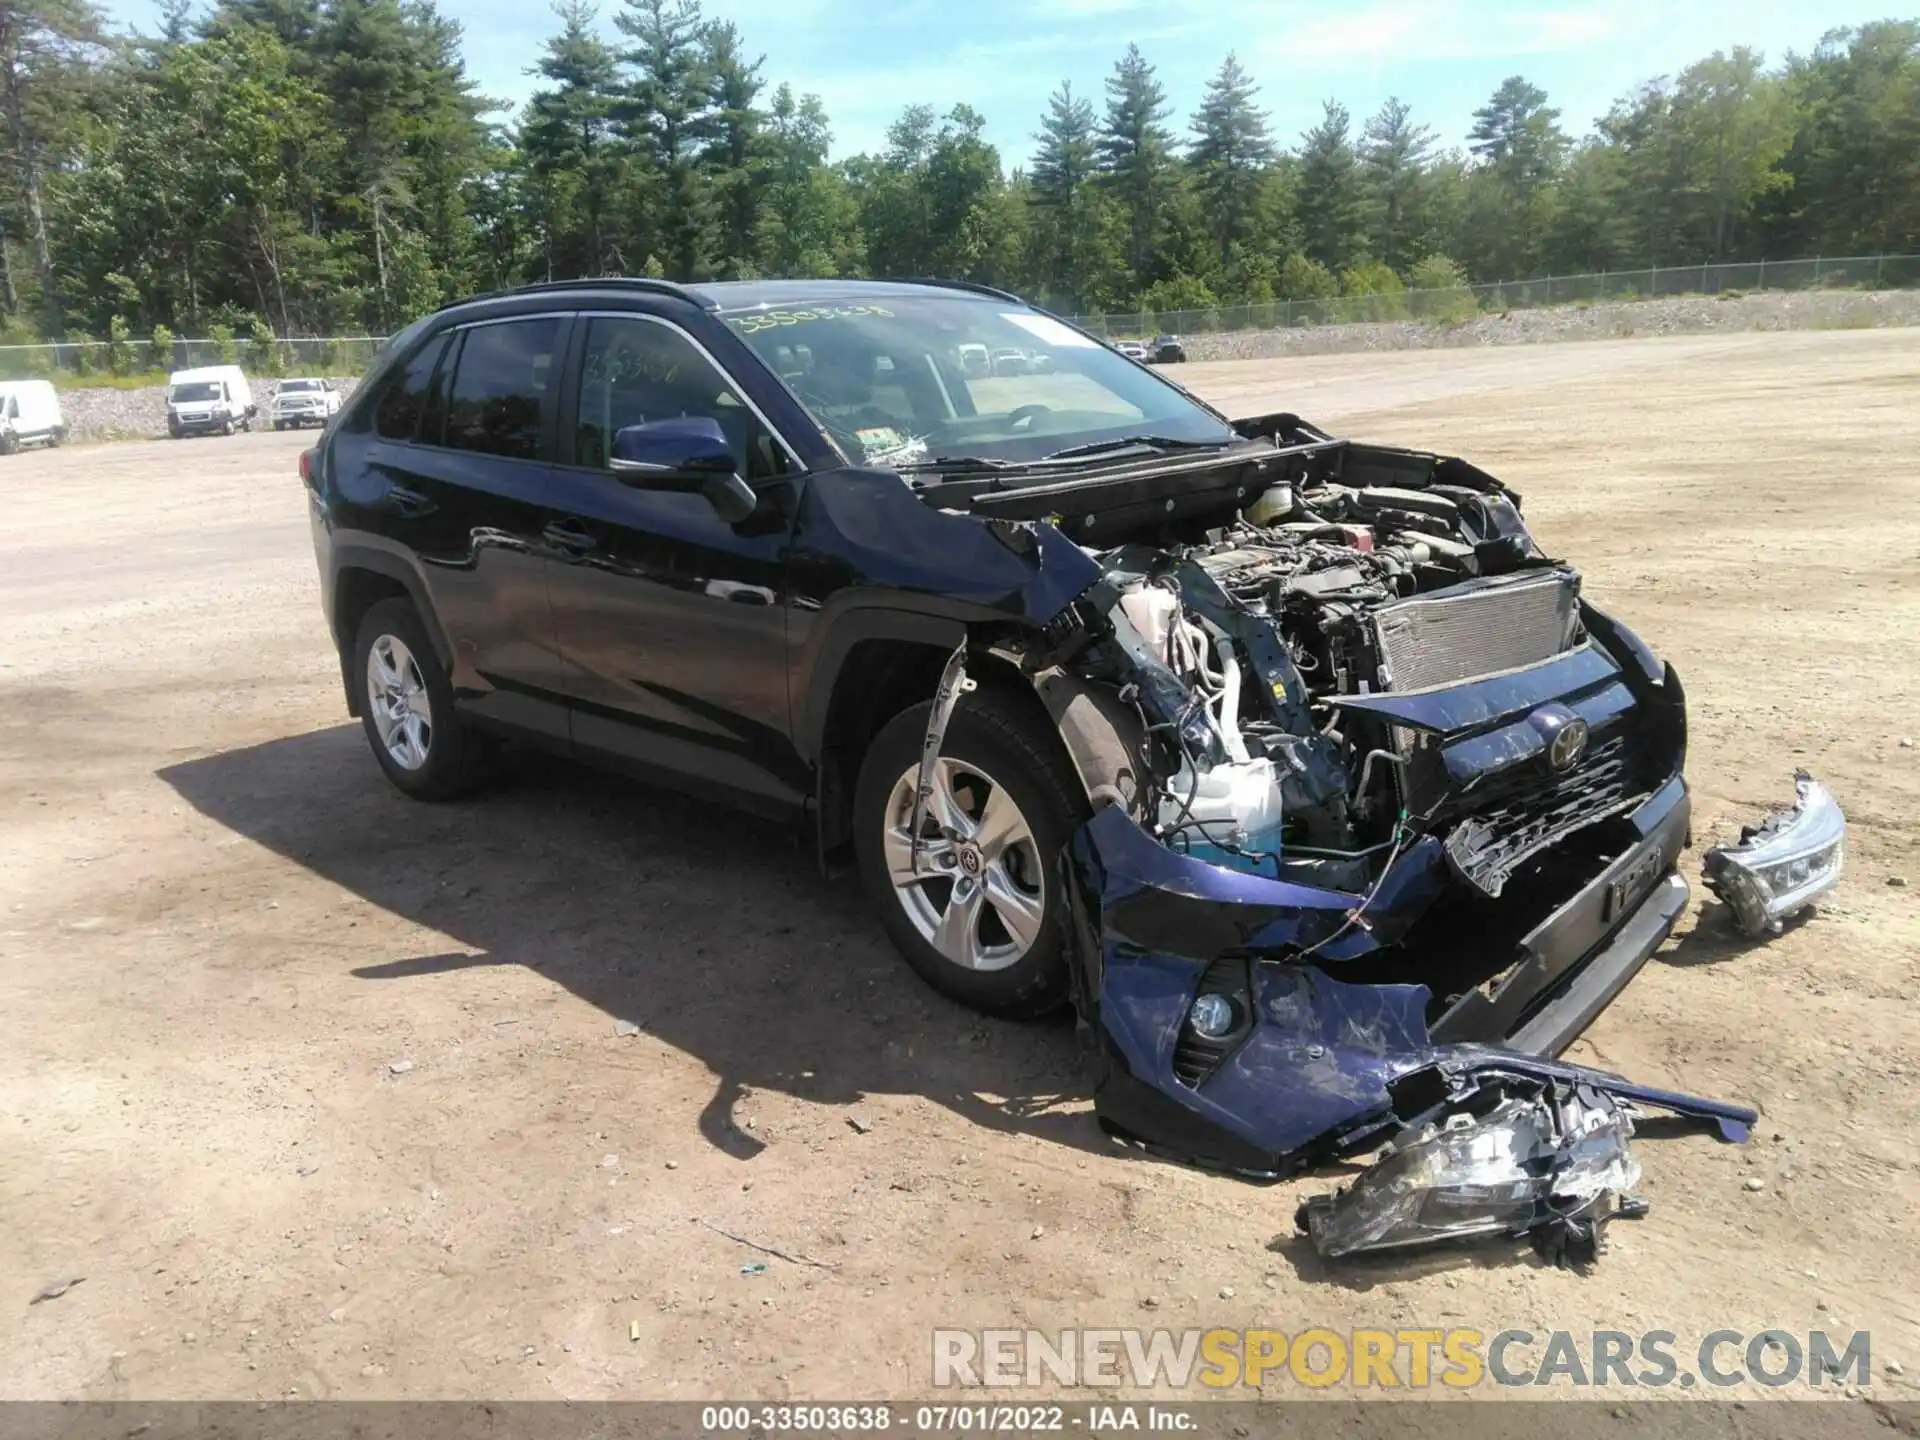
[
  {"x1": 0, "y1": 379, "x2": 67, "y2": 453},
  {"x1": 166, "y1": 365, "x2": 256, "y2": 438}
]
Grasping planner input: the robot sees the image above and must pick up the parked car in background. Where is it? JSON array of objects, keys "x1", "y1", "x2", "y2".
[
  {"x1": 166, "y1": 365, "x2": 256, "y2": 437},
  {"x1": 271, "y1": 378, "x2": 341, "y2": 430},
  {"x1": 957, "y1": 342, "x2": 990, "y2": 376},
  {"x1": 0, "y1": 379, "x2": 66, "y2": 453},
  {"x1": 1114, "y1": 339, "x2": 1148, "y2": 361},
  {"x1": 989, "y1": 347, "x2": 1032, "y2": 376},
  {"x1": 1148, "y1": 334, "x2": 1188, "y2": 363}
]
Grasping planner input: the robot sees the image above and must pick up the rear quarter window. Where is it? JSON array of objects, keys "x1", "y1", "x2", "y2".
[{"x1": 374, "y1": 334, "x2": 451, "y2": 442}]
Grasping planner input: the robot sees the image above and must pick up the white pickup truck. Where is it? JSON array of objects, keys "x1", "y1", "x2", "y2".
[{"x1": 269, "y1": 377, "x2": 342, "y2": 431}]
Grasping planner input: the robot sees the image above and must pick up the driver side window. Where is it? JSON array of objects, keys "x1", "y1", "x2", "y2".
[{"x1": 574, "y1": 317, "x2": 789, "y2": 482}]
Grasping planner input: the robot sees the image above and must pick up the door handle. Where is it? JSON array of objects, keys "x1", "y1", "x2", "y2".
[
  {"x1": 381, "y1": 483, "x2": 436, "y2": 518},
  {"x1": 543, "y1": 518, "x2": 599, "y2": 552}
]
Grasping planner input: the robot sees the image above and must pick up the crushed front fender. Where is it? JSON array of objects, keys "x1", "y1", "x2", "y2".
[{"x1": 1065, "y1": 805, "x2": 1755, "y2": 1180}]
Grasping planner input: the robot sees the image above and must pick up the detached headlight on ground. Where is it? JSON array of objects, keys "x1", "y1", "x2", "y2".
[
  {"x1": 1702, "y1": 770, "x2": 1846, "y2": 937},
  {"x1": 1297, "y1": 1081, "x2": 1644, "y2": 1268}
]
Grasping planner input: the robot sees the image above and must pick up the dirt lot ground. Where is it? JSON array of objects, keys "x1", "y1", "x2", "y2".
[{"x1": 3, "y1": 329, "x2": 1917, "y2": 1407}]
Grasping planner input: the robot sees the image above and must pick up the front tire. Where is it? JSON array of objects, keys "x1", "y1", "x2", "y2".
[
  {"x1": 351, "y1": 598, "x2": 488, "y2": 801},
  {"x1": 853, "y1": 690, "x2": 1088, "y2": 1018}
]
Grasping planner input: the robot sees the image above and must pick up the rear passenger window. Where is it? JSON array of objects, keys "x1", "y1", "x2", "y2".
[
  {"x1": 374, "y1": 334, "x2": 449, "y2": 441},
  {"x1": 442, "y1": 318, "x2": 560, "y2": 460}
]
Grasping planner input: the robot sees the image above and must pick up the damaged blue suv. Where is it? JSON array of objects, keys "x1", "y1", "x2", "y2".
[{"x1": 305, "y1": 278, "x2": 1765, "y2": 1252}]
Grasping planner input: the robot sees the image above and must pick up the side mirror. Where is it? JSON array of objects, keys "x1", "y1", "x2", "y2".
[{"x1": 609, "y1": 416, "x2": 756, "y2": 522}]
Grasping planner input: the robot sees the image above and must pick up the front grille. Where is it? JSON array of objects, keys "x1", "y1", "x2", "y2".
[
  {"x1": 1443, "y1": 736, "x2": 1638, "y2": 898},
  {"x1": 1373, "y1": 569, "x2": 1580, "y2": 693}
]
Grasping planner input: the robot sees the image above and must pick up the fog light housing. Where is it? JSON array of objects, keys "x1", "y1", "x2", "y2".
[
  {"x1": 1702, "y1": 770, "x2": 1846, "y2": 937},
  {"x1": 1188, "y1": 993, "x2": 1235, "y2": 1039}
]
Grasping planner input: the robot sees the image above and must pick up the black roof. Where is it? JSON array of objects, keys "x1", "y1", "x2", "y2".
[
  {"x1": 472, "y1": 275, "x2": 1027, "y2": 314},
  {"x1": 688, "y1": 278, "x2": 1023, "y2": 311}
]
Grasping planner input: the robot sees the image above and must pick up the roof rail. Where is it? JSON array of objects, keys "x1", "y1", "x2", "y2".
[
  {"x1": 887, "y1": 276, "x2": 1026, "y2": 304},
  {"x1": 471, "y1": 276, "x2": 716, "y2": 309}
]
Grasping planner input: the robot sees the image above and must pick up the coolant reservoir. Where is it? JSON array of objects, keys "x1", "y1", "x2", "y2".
[
  {"x1": 1244, "y1": 484, "x2": 1294, "y2": 526},
  {"x1": 1159, "y1": 756, "x2": 1287, "y2": 870},
  {"x1": 1119, "y1": 585, "x2": 1181, "y2": 665}
]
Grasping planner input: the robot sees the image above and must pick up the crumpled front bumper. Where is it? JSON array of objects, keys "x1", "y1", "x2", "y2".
[{"x1": 1063, "y1": 775, "x2": 1749, "y2": 1179}]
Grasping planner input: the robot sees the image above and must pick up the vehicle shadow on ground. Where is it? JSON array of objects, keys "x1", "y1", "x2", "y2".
[{"x1": 157, "y1": 723, "x2": 1114, "y2": 1165}]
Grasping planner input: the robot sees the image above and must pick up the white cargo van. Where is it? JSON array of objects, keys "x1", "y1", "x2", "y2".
[
  {"x1": 0, "y1": 379, "x2": 67, "y2": 453},
  {"x1": 166, "y1": 365, "x2": 256, "y2": 438}
]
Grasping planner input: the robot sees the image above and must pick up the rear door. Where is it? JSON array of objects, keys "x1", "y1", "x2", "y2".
[
  {"x1": 543, "y1": 309, "x2": 810, "y2": 814},
  {"x1": 353, "y1": 314, "x2": 573, "y2": 740}
]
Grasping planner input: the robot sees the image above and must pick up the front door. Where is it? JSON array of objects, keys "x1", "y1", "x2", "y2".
[{"x1": 544, "y1": 311, "x2": 809, "y2": 814}]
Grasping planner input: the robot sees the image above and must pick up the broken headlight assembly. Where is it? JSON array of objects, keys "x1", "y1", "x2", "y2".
[
  {"x1": 1701, "y1": 770, "x2": 1846, "y2": 937},
  {"x1": 1296, "y1": 1081, "x2": 1646, "y2": 1269}
]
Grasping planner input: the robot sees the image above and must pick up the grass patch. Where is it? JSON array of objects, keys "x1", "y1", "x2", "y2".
[{"x1": 26, "y1": 371, "x2": 174, "y2": 391}]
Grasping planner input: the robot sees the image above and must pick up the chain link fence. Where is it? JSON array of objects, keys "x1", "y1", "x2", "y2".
[
  {"x1": 1067, "y1": 254, "x2": 1920, "y2": 340},
  {"x1": 5, "y1": 255, "x2": 1920, "y2": 378},
  {"x1": 0, "y1": 334, "x2": 389, "y2": 383}
]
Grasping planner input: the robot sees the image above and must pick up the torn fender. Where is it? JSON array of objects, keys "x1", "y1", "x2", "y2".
[{"x1": 1065, "y1": 805, "x2": 1755, "y2": 1179}]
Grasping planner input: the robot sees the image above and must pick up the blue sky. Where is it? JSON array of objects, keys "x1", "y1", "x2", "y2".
[{"x1": 105, "y1": 0, "x2": 1893, "y2": 163}]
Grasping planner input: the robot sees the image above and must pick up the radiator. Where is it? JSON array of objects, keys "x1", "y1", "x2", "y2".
[{"x1": 1372, "y1": 568, "x2": 1581, "y2": 694}]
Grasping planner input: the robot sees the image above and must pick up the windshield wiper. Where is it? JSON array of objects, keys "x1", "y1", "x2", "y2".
[
  {"x1": 896, "y1": 455, "x2": 1020, "y2": 475},
  {"x1": 1038, "y1": 434, "x2": 1237, "y2": 462}
]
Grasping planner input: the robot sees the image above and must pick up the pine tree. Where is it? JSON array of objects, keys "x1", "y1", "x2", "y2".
[
  {"x1": 1294, "y1": 101, "x2": 1365, "y2": 272},
  {"x1": 1028, "y1": 80, "x2": 1101, "y2": 303},
  {"x1": 1031, "y1": 80, "x2": 1095, "y2": 209},
  {"x1": 1188, "y1": 52, "x2": 1274, "y2": 264},
  {"x1": 1096, "y1": 43, "x2": 1173, "y2": 293},
  {"x1": 1465, "y1": 76, "x2": 1567, "y2": 279},
  {"x1": 614, "y1": 0, "x2": 715, "y2": 279},
  {"x1": 522, "y1": 0, "x2": 621, "y2": 278},
  {"x1": 702, "y1": 20, "x2": 766, "y2": 277},
  {"x1": 1359, "y1": 97, "x2": 1434, "y2": 270}
]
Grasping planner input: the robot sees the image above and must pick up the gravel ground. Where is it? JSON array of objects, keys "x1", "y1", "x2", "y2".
[
  {"x1": 2, "y1": 329, "x2": 1916, "y2": 1408},
  {"x1": 56, "y1": 376, "x2": 361, "y2": 445},
  {"x1": 1183, "y1": 287, "x2": 1920, "y2": 362}
]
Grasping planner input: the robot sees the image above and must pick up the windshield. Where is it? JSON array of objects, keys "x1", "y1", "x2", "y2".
[
  {"x1": 170, "y1": 382, "x2": 222, "y2": 403},
  {"x1": 279, "y1": 380, "x2": 321, "y2": 393},
  {"x1": 722, "y1": 296, "x2": 1232, "y2": 468}
]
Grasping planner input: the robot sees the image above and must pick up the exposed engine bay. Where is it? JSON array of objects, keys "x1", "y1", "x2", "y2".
[
  {"x1": 1090, "y1": 473, "x2": 1587, "y2": 894},
  {"x1": 1006, "y1": 423, "x2": 1636, "y2": 946}
]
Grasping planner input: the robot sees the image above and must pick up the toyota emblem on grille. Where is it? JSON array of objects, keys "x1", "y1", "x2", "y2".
[
  {"x1": 1548, "y1": 719, "x2": 1590, "y2": 771},
  {"x1": 1528, "y1": 703, "x2": 1590, "y2": 772}
]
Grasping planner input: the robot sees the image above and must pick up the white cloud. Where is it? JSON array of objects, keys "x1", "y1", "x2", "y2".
[
  {"x1": 1286, "y1": 3, "x2": 1432, "y2": 59},
  {"x1": 1251, "y1": 0, "x2": 1625, "y2": 69}
]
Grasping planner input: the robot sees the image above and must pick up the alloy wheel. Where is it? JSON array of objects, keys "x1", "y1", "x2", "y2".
[
  {"x1": 882, "y1": 757, "x2": 1046, "y2": 973},
  {"x1": 366, "y1": 633, "x2": 433, "y2": 771}
]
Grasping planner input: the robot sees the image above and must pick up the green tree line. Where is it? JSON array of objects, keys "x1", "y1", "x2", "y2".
[{"x1": 2, "y1": 0, "x2": 1918, "y2": 343}]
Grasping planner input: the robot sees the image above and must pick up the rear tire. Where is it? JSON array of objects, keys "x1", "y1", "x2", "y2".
[
  {"x1": 853, "y1": 689, "x2": 1088, "y2": 1018},
  {"x1": 351, "y1": 598, "x2": 489, "y2": 801}
]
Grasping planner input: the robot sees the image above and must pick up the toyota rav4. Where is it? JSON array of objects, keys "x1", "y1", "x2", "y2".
[{"x1": 303, "y1": 278, "x2": 1769, "y2": 1202}]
